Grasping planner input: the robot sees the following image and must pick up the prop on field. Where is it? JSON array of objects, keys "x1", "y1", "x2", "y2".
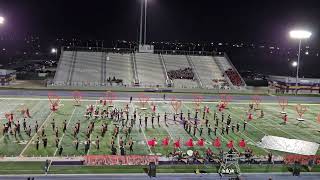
[
  {"x1": 72, "y1": 91, "x2": 82, "y2": 106},
  {"x1": 162, "y1": 137, "x2": 169, "y2": 147},
  {"x1": 213, "y1": 137, "x2": 221, "y2": 148},
  {"x1": 187, "y1": 150, "x2": 193, "y2": 156},
  {"x1": 251, "y1": 95, "x2": 262, "y2": 110},
  {"x1": 138, "y1": 93, "x2": 150, "y2": 110},
  {"x1": 105, "y1": 91, "x2": 116, "y2": 107},
  {"x1": 295, "y1": 104, "x2": 307, "y2": 126},
  {"x1": 5, "y1": 112, "x2": 14, "y2": 122},
  {"x1": 193, "y1": 94, "x2": 203, "y2": 112},
  {"x1": 197, "y1": 138, "x2": 205, "y2": 147},
  {"x1": 170, "y1": 97, "x2": 182, "y2": 115},
  {"x1": 218, "y1": 94, "x2": 232, "y2": 112},
  {"x1": 278, "y1": 97, "x2": 288, "y2": 114},
  {"x1": 147, "y1": 138, "x2": 157, "y2": 147},
  {"x1": 317, "y1": 113, "x2": 320, "y2": 124},
  {"x1": 174, "y1": 139, "x2": 181, "y2": 149},
  {"x1": 239, "y1": 139, "x2": 246, "y2": 148},
  {"x1": 186, "y1": 138, "x2": 194, "y2": 147},
  {"x1": 48, "y1": 92, "x2": 61, "y2": 112},
  {"x1": 227, "y1": 140, "x2": 234, "y2": 149}
]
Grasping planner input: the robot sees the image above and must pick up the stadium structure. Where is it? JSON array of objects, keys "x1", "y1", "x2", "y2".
[
  {"x1": 51, "y1": 47, "x2": 246, "y2": 90},
  {"x1": 1, "y1": 1, "x2": 320, "y2": 179}
]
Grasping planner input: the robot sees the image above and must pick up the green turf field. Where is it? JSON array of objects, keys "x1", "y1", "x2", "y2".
[{"x1": 0, "y1": 97, "x2": 320, "y2": 157}]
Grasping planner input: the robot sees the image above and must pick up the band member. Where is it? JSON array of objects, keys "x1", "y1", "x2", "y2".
[
  {"x1": 62, "y1": 120, "x2": 67, "y2": 133},
  {"x1": 96, "y1": 136, "x2": 100, "y2": 150},
  {"x1": 128, "y1": 137, "x2": 134, "y2": 153},
  {"x1": 74, "y1": 138, "x2": 79, "y2": 150}
]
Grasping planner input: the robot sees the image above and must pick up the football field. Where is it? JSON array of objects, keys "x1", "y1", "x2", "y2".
[{"x1": 0, "y1": 96, "x2": 320, "y2": 157}]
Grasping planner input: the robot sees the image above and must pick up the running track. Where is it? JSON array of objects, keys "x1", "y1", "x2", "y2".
[{"x1": 0, "y1": 89, "x2": 320, "y2": 103}]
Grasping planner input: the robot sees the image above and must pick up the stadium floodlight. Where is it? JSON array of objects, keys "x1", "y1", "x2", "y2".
[
  {"x1": 51, "y1": 48, "x2": 57, "y2": 54},
  {"x1": 289, "y1": 29, "x2": 312, "y2": 94},
  {"x1": 292, "y1": 61, "x2": 298, "y2": 67},
  {"x1": 289, "y1": 30, "x2": 312, "y2": 39},
  {"x1": 0, "y1": 16, "x2": 4, "y2": 24}
]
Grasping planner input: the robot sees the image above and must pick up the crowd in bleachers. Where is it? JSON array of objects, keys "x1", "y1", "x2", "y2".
[
  {"x1": 168, "y1": 68, "x2": 194, "y2": 80},
  {"x1": 106, "y1": 76, "x2": 123, "y2": 85},
  {"x1": 225, "y1": 69, "x2": 243, "y2": 86}
]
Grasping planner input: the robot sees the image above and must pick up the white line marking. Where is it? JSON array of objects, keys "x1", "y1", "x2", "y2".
[{"x1": 19, "y1": 111, "x2": 54, "y2": 157}]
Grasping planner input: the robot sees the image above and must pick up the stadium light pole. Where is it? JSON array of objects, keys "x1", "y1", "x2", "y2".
[
  {"x1": 144, "y1": 0, "x2": 147, "y2": 45},
  {"x1": 139, "y1": 0, "x2": 148, "y2": 46},
  {"x1": 289, "y1": 30, "x2": 312, "y2": 94}
]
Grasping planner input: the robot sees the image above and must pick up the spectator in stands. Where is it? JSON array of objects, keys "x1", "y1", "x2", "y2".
[{"x1": 168, "y1": 68, "x2": 194, "y2": 80}]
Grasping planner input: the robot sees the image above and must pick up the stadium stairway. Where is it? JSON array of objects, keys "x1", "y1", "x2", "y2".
[
  {"x1": 135, "y1": 53, "x2": 167, "y2": 87},
  {"x1": 130, "y1": 53, "x2": 139, "y2": 85},
  {"x1": 53, "y1": 50, "x2": 73, "y2": 86},
  {"x1": 67, "y1": 51, "x2": 78, "y2": 86},
  {"x1": 186, "y1": 55, "x2": 203, "y2": 88},
  {"x1": 101, "y1": 51, "x2": 107, "y2": 85},
  {"x1": 214, "y1": 55, "x2": 246, "y2": 88},
  {"x1": 189, "y1": 55, "x2": 225, "y2": 89},
  {"x1": 159, "y1": 53, "x2": 171, "y2": 87}
]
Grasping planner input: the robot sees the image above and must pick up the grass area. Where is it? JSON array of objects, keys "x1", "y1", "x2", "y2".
[
  {"x1": 0, "y1": 162, "x2": 45, "y2": 174},
  {"x1": 1, "y1": 98, "x2": 320, "y2": 157},
  {"x1": 0, "y1": 161, "x2": 320, "y2": 174},
  {"x1": 47, "y1": 164, "x2": 320, "y2": 174}
]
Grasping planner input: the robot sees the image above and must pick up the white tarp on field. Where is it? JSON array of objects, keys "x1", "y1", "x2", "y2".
[{"x1": 257, "y1": 135, "x2": 319, "y2": 155}]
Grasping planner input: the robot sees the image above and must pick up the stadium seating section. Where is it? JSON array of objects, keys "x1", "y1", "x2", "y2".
[{"x1": 53, "y1": 50, "x2": 245, "y2": 89}]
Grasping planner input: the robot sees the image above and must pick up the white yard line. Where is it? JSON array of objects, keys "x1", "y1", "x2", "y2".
[
  {"x1": 53, "y1": 107, "x2": 77, "y2": 156},
  {"x1": 19, "y1": 111, "x2": 54, "y2": 157},
  {"x1": 46, "y1": 107, "x2": 76, "y2": 173},
  {"x1": 130, "y1": 103, "x2": 152, "y2": 154}
]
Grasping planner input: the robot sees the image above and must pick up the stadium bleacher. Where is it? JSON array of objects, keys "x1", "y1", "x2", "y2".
[
  {"x1": 214, "y1": 56, "x2": 245, "y2": 87},
  {"x1": 52, "y1": 49, "x2": 245, "y2": 89},
  {"x1": 71, "y1": 51, "x2": 102, "y2": 86},
  {"x1": 53, "y1": 51, "x2": 73, "y2": 86},
  {"x1": 190, "y1": 55, "x2": 226, "y2": 89},
  {"x1": 105, "y1": 53, "x2": 133, "y2": 86},
  {"x1": 162, "y1": 54, "x2": 199, "y2": 88},
  {"x1": 135, "y1": 53, "x2": 166, "y2": 87}
]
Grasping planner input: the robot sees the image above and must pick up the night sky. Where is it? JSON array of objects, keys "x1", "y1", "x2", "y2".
[{"x1": 1, "y1": 0, "x2": 320, "y2": 45}]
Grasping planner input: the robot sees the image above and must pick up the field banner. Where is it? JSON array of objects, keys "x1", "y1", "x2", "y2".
[
  {"x1": 257, "y1": 135, "x2": 319, "y2": 155},
  {"x1": 84, "y1": 155, "x2": 159, "y2": 166},
  {"x1": 284, "y1": 155, "x2": 320, "y2": 165}
]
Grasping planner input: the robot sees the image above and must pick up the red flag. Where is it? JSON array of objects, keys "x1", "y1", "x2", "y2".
[
  {"x1": 213, "y1": 137, "x2": 221, "y2": 148},
  {"x1": 197, "y1": 138, "x2": 205, "y2": 147},
  {"x1": 239, "y1": 139, "x2": 246, "y2": 148},
  {"x1": 248, "y1": 113, "x2": 253, "y2": 120},
  {"x1": 174, "y1": 139, "x2": 181, "y2": 148},
  {"x1": 186, "y1": 138, "x2": 194, "y2": 147},
  {"x1": 152, "y1": 105, "x2": 156, "y2": 112},
  {"x1": 162, "y1": 137, "x2": 169, "y2": 146},
  {"x1": 227, "y1": 140, "x2": 234, "y2": 148}
]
